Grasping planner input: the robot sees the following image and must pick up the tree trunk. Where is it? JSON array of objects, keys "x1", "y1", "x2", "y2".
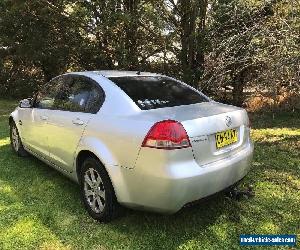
[
  {"x1": 232, "y1": 80, "x2": 244, "y2": 107},
  {"x1": 178, "y1": 0, "x2": 208, "y2": 87},
  {"x1": 124, "y1": 0, "x2": 139, "y2": 70}
]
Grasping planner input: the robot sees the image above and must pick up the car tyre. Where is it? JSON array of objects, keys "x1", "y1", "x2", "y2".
[
  {"x1": 79, "y1": 157, "x2": 120, "y2": 222},
  {"x1": 10, "y1": 121, "x2": 28, "y2": 157}
]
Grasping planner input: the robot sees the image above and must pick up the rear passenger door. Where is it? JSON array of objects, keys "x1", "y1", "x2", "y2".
[{"x1": 47, "y1": 74, "x2": 104, "y2": 172}]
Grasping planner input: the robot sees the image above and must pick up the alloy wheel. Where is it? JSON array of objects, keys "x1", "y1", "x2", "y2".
[{"x1": 83, "y1": 167, "x2": 106, "y2": 213}]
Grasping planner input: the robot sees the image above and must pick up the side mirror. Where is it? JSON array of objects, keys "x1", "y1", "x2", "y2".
[{"x1": 19, "y1": 98, "x2": 33, "y2": 108}]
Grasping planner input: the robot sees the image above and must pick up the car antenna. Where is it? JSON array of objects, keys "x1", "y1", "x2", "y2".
[{"x1": 136, "y1": 71, "x2": 141, "y2": 75}]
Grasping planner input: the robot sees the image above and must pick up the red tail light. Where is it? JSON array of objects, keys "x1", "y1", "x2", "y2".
[{"x1": 142, "y1": 120, "x2": 191, "y2": 149}]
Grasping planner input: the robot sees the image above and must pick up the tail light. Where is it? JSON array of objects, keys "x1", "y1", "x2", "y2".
[{"x1": 142, "y1": 120, "x2": 191, "y2": 149}]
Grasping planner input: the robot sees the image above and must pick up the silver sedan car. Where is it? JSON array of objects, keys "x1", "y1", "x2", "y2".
[{"x1": 9, "y1": 71, "x2": 254, "y2": 222}]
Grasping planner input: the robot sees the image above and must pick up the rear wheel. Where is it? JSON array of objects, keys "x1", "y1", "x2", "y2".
[
  {"x1": 79, "y1": 157, "x2": 120, "y2": 222},
  {"x1": 10, "y1": 122, "x2": 28, "y2": 157}
]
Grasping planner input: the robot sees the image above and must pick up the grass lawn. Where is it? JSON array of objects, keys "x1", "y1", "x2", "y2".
[{"x1": 0, "y1": 99, "x2": 299, "y2": 250}]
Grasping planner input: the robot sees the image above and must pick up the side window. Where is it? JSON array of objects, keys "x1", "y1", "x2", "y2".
[
  {"x1": 35, "y1": 78, "x2": 63, "y2": 109},
  {"x1": 85, "y1": 84, "x2": 104, "y2": 113},
  {"x1": 54, "y1": 76, "x2": 104, "y2": 113}
]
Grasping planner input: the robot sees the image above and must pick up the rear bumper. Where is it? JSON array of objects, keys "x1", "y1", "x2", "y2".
[{"x1": 111, "y1": 141, "x2": 254, "y2": 213}]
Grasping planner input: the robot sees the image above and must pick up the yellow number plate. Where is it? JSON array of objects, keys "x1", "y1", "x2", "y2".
[{"x1": 215, "y1": 129, "x2": 238, "y2": 149}]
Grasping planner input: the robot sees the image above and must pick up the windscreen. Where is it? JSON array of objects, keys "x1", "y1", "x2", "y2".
[{"x1": 108, "y1": 76, "x2": 208, "y2": 110}]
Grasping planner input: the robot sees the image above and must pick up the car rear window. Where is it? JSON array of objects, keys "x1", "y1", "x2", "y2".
[{"x1": 108, "y1": 76, "x2": 208, "y2": 110}]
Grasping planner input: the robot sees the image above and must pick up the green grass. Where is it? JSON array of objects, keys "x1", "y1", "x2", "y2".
[{"x1": 0, "y1": 99, "x2": 299, "y2": 250}]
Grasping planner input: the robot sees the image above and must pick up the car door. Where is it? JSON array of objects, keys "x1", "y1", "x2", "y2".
[
  {"x1": 20, "y1": 78, "x2": 62, "y2": 159},
  {"x1": 46, "y1": 74, "x2": 104, "y2": 172}
]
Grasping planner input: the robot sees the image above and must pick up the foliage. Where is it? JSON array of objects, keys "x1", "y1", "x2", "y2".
[
  {"x1": 0, "y1": 0, "x2": 299, "y2": 105},
  {"x1": 201, "y1": 0, "x2": 300, "y2": 105},
  {"x1": 0, "y1": 0, "x2": 81, "y2": 97}
]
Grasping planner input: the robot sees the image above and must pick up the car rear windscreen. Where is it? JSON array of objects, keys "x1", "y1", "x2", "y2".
[{"x1": 108, "y1": 76, "x2": 208, "y2": 110}]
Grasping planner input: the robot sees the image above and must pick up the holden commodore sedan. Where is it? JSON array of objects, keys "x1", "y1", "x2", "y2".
[{"x1": 9, "y1": 71, "x2": 253, "y2": 222}]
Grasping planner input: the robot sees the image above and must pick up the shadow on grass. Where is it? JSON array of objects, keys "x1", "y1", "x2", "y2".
[
  {"x1": 0, "y1": 102, "x2": 299, "y2": 248},
  {"x1": 0, "y1": 119, "x2": 9, "y2": 141},
  {"x1": 249, "y1": 111, "x2": 300, "y2": 130},
  {"x1": 0, "y1": 139, "x2": 299, "y2": 249},
  {"x1": 0, "y1": 142, "x2": 249, "y2": 249},
  {"x1": 0, "y1": 145, "x2": 225, "y2": 249}
]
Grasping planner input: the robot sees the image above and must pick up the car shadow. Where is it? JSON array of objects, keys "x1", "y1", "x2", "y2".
[{"x1": 0, "y1": 141, "x2": 250, "y2": 249}]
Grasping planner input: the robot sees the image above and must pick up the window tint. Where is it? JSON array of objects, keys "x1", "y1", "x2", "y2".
[
  {"x1": 85, "y1": 86, "x2": 104, "y2": 113},
  {"x1": 108, "y1": 76, "x2": 208, "y2": 110},
  {"x1": 54, "y1": 77, "x2": 89, "y2": 112},
  {"x1": 55, "y1": 76, "x2": 103, "y2": 113},
  {"x1": 35, "y1": 75, "x2": 104, "y2": 113},
  {"x1": 35, "y1": 78, "x2": 63, "y2": 109}
]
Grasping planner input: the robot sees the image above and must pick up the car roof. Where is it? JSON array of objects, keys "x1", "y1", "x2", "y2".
[{"x1": 82, "y1": 70, "x2": 160, "y2": 78}]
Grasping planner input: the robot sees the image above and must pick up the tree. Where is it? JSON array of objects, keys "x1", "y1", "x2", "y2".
[
  {"x1": 0, "y1": 0, "x2": 81, "y2": 96},
  {"x1": 0, "y1": 0, "x2": 298, "y2": 106},
  {"x1": 199, "y1": 0, "x2": 299, "y2": 106},
  {"x1": 154, "y1": 0, "x2": 209, "y2": 86}
]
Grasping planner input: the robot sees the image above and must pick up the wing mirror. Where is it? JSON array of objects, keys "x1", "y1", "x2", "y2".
[{"x1": 19, "y1": 98, "x2": 33, "y2": 108}]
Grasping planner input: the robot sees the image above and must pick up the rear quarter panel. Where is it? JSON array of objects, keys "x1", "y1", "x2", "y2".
[{"x1": 78, "y1": 113, "x2": 154, "y2": 169}]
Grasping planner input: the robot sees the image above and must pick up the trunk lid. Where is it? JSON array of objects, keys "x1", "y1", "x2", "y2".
[{"x1": 140, "y1": 101, "x2": 250, "y2": 166}]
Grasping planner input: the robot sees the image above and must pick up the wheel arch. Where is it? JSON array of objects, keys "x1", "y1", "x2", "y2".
[
  {"x1": 76, "y1": 150, "x2": 99, "y2": 180},
  {"x1": 8, "y1": 114, "x2": 21, "y2": 136},
  {"x1": 8, "y1": 110, "x2": 21, "y2": 134},
  {"x1": 75, "y1": 150, "x2": 119, "y2": 199},
  {"x1": 74, "y1": 136, "x2": 126, "y2": 202}
]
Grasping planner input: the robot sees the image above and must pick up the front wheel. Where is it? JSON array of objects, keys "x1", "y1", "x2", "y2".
[
  {"x1": 10, "y1": 122, "x2": 28, "y2": 157},
  {"x1": 79, "y1": 157, "x2": 120, "y2": 222}
]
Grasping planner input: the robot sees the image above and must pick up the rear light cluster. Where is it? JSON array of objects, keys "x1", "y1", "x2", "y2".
[{"x1": 142, "y1": 120, "x2": 191, "y2": 149}]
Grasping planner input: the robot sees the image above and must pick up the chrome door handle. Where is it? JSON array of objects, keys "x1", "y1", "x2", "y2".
[
  {"x1": 40, "y1": 115, "x2": 48, "y2": 121},
  {"x1": 72, "y1": 118, "x2": 84, "y2": 125}
]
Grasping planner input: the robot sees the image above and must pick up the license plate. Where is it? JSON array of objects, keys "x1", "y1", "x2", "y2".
[{"x1": 215, "y1": 129, "x2": 238, "y2": 149}]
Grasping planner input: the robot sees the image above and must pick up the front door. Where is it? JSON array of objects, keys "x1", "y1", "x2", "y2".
[{"x1": 21, "y1": 78, "x2": 62, "y2": 159}]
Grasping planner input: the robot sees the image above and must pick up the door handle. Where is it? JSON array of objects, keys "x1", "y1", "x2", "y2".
[
  {"x1": 72, "y1": 118, "x2": 84, "y2": 125},
  {"x1": 40, "y1": 115, "x2": 48, "y2": 121}
]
